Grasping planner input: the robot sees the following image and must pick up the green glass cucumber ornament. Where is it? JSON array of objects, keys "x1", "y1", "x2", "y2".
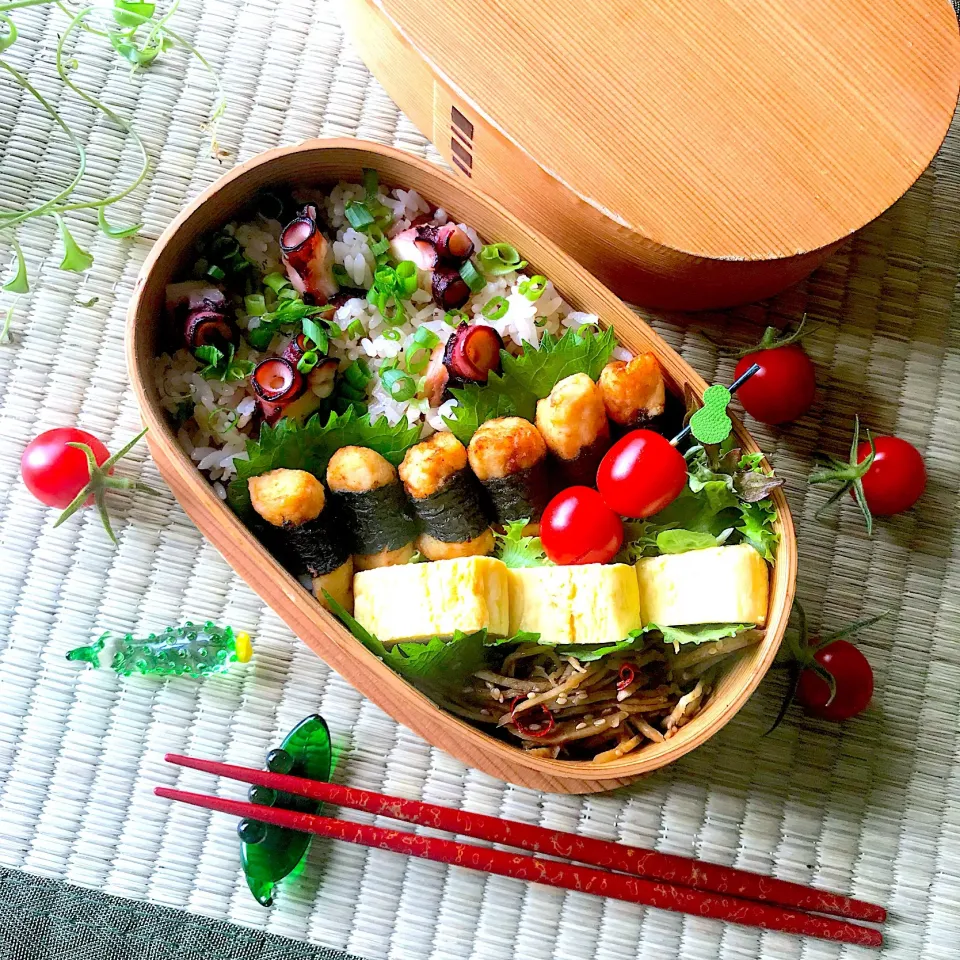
[
  {"x1": 65, "y1": 621, "x2": 252, "y2": 677},
  {"x1": 239, "y1": 715, "x2": 333, "y2": 906}
]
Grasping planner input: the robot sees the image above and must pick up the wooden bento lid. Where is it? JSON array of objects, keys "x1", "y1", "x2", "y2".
[{"x1": 341, "y1": 0, "x2": 960, "y2": 308}]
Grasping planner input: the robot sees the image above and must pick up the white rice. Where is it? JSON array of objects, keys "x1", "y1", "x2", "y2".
[{"x1": 157, "y1": 181, "x2": 613, "y2": 487}]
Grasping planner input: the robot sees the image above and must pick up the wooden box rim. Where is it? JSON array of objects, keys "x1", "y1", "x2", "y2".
[{"x1": 126, "y1": 138, "x2": 797, "y2": 793}]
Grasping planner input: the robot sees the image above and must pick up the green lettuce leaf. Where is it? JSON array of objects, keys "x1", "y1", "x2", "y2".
[
  {"x1": 655, "y1": 530, "x2": 720, "y2": 554},
  {"x1": 227, "y1": 407, "x2": 420, "y2": 515},
  {"x1": 737, "y1": 500, "x2": 779, "y2": 561},
  {"x1": 484, "y1": 630, "x2": 542, "y2": 647},
  {"x1": 493, "y1": 519, "x2": 550, "y2": 568}
]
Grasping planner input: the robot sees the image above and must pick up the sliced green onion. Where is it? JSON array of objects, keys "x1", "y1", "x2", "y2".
[
  {"x1": 278, "y1": 286, "x2": 299, "y2": 301},
  {"x1": 381, "y1": 367, "x2": 416, "y2": 402},
  {"x1": 264, "y1": 272, "x2": 289, "y2": 295},
  {"x1": 405, "y1": 326, "x2": 440, "y2": 374},
  {"x1": 367, "y1": 227, "x2": 389, "y2": 257},
  {"x1": 206, "y1": 264, "x2": 226, "y2": 281},
  {"x1": 256, "y1": 192, "x2": 285, "y2": 220},
  {"x1": 346, "y1": 318, "x2": 366, "y2": 340},
  {"x1": 326, "y1": 322, "x2": 343, "y2": 338},
  {"x1": 302, "y1": 317, "x2": 329, "y2": 354},
  {"x1": 211, "y1": 234, "x2": 240, "y2": 259},
  {"x1": 382, "y1": 328, "x2": 402, "y2": 342},
  {"x1": 381, "y1": 297, "x2": 406, "y2": 326},
  {"x1": 395, "y1": 260, "x2": 418, "y2": 297},
  {"x1": 444, "y1": 309, "x2": 469, "y2": 328},
  {"x1": 345, "y1": 200, "x2": 375, "y2": 230},
  {"x1": 334, "y1": 264, "x2": 354, "y2": 288},
  {"x1": 362, "y1": 167, "x2": 380, "y2": 199},
  {"x1": 374, "y1": 264, "x2": 397, "y2": 291},
  {"x1": 338, "y1": 384, "x2": 367, "y2": 402},
  {"x1": 482, "y1": 296, "x2": 509, "y2": 321},
  {"x1": 297, "y1": 350, "x2": 319, "y2": 374},
  {"x1": 343, "y1": 358, "x2": 372, "y2": 389},
  {"x1": 478, "y1": 242, "x2": 527, "y2": 277},
  {"x1": 244, "y1": 294, "x2": 266, "y2": 317},
  {"x1": 519, "y1": 275, "x2": 547, "y2": 302},
  {"x1": 459, "y1": 259, "x2": 485, "y2": 293}
]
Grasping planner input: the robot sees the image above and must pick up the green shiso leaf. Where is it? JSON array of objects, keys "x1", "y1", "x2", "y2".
[
  {"x1": 227, "y1": 407, "x2": 420, "y2": 515},
  {"x1": 443, "y1": 326, "x2": 616, "y2": 442},
  {"x1": 645, "y1": 622, "x2": 751, "y2": 652},
  {"x1": 323, "y1": 591, "x2": 490, "y2": 690},
  {"x1": 500, "y1": 326, "x2": 616, "y2": 400},
  {"x1": 493, "y1": 518, "x2": 550, "y2": 568}
]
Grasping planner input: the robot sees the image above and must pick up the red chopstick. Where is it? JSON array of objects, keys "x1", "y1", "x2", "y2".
[
  {"x1": 156, "y1": 784, "x2": 881, "y2": 947},
  {"x1": 165, "y1": 753, "x2": 883, "y2": 923},
  {"x1": 159, "y1": 754, "x2": 884, "y2": 946}
]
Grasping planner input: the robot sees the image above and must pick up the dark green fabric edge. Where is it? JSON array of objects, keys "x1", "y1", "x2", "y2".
[{"x1": 0, "y1": 865, "x2": 364, "y2": 960}]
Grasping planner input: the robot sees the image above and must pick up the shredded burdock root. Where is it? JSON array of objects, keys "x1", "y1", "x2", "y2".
[{"x1": 451, "y1": 630, "x2": 763, "y2": 762}]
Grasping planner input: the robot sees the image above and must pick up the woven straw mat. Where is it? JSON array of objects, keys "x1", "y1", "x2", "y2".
[{"x1": 1, "y1": 2, "x2": 959, "y2": 958}]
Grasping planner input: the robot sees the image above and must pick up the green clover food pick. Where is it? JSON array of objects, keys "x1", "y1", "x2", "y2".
[{"x1": 690, "y1": 385, "x2": 733, "y2": 445}]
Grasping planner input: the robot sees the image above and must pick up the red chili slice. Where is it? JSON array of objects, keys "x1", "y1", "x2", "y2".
[
  {"x1": 510, "y1": 696, "x2": 556, "y2": 739},
  {"x1": 616, "y1": 664, "x2": 636, "y2": 692}
]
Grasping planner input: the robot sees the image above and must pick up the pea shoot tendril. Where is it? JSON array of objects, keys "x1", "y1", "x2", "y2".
[{"x1": 0, "y1": 0, "x2": 227, "y2": 342}]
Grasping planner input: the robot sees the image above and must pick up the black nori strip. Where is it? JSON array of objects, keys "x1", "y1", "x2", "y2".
[
  {"x1": 411, "y1": 469, "x2": 491, "y2": 543},
  {"x1": 481, "y1": 461, "x2": 551, "y2": 524},
  {"x1": 333, "y1": 482, "x2": 417, "y2": 554},
  {"x1": 609, "y1": 390, "x2": 686, "y2": 445},
  {"x1": 283, "y1": 511, "x2": 350, "y2": 577},
  {"x1": 556, "y1": 433, "x2": 610, "y2": 488}
]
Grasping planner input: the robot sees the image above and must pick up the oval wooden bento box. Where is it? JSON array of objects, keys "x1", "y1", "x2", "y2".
[{"x1": 127, "y1": 140, "x2": 797, "y2": 793}]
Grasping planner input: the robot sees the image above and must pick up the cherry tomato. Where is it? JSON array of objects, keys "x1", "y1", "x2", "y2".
[
  {"x1": 596, "y1": 430, "x2": 687, "y2": 519},
  {"x1": 855, "y1": 435, "x2": 926, "y2": 516},
  {"x1": 734, "y1": 345, "x2": 816, "y2": 425},
  {"x1": 540, "y1": 486, "x2": 623, "y2": 565},
  {"x1": 21, "y1": 428, "x2": 110, "y2": 509},
  {"x1": 795, "y1": 639, "x2": 874, "y2": 722}
]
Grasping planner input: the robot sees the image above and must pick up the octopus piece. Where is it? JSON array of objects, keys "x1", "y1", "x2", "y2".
[
  {"x1": 166, "y1": 280, "x2": 234, "y2": 351},
  {"x1": 280, "y1": 204, "x2": 338, "y2": 303},
  {"x1": 443, "y1": 323, "x2": 503, "y2": 386},
  {"x1": 252, "y1": 357, "x2": 305, "y2": 423},
  {"x1": 432, "y1": 266, "x2": 471, "y2": 311}
]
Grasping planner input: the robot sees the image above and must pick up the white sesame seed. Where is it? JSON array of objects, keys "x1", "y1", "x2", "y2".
[
  {"x1": 576, "y1": 722, "x2": 587, "y2": 730},
  {"x1": 593, "y1": 718, "x2": 605, "y2": 727}
]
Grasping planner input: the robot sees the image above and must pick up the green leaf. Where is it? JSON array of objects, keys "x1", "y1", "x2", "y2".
[
  {"x1": 113, "y1": 1, "x2": 157, "y2": 27},
  {"x1": 500, "y1": 326, "x2": 616, "y2": 400},
  {"x1": 227, "y1": 407, "x2": 420, "y2": 515},
  {"x1": 655, "y1": 529, "x2": 719, "y2": 554},
  {"x1": 553, "y1": 629, "x2": 646, "y2": 662},
  {"x1": 442, "y1": 326, "x2": 617, "y2": 443},
  {"x1": 54, "y1": 215, "x2": 93, "y2": 272},
  {"x1": 302, "y1": 316, "x2": 328, "y2": 353},
  {"x1": 195, "y1": 344, "x2": 224, "y2": 372},
  {"x1": 493, "y1": 518, "x2": 550, "y2": 568},
  {"x1": 3, "y1": 237, "x2": 29, "y2": 294},
  {"x1": 737, "y1": 499, "x2": 779, "y2": 561},
  {"x1": 323, "y1": 591, "x2": 490, "y2": 690},
  {"x1": 646, "y1": 622, "x2": 751, "y2": 652},
  {"x1": 650, "y1": 480, "x2": 741, "y2": 537},
  {"x1": 98, "y1": 205, "x2": 142, "y2": 239},
  {"x1": 484, "y1": 630, "x2": 542, "y2": 648},
  {"x1": 444, "y1": 370, "x2": 536, "y2": 444}
]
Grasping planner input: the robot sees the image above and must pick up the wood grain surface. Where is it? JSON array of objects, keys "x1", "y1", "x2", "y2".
[
  {"x1": 126, "y1": 139, "x2": 797, "y2": 793},
  {"x1": 338, "y1": 0, "x2": 960, "y2": 308}
]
